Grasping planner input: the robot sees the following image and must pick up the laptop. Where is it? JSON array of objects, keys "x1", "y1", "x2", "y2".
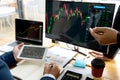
[{"x1": 8, "y1": 18, "x2": 43, "y2": 47}]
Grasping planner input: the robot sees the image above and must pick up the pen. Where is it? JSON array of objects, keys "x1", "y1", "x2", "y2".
[
  {"x1": 13, "y1": 75, "x2": 22, "y2": 80},
  {"x1": 49, "y1": 64, "x2": 53, "y2": 69},
  {"x1": 63, "y1": 58, "x2": 73, "y2": 68},
  {"x1": 78, "y1": 51, "x2": 87, "y2": 56}
]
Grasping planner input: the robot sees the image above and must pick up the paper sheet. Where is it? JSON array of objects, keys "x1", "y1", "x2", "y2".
[
  {"x1": 0, "y1": 45, "x2": 13, "y2": 52},
  {"x1": 44, "y1": 46, "x2": 77, "y2": 67}
]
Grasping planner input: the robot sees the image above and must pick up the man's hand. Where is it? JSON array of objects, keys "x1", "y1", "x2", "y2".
[
  {"x1": 43, "y1": 63, "x2": 60, "y2": 79},
  {"x1": 89, "y1": 27, "x2": 118, "y2": 45},
  {"x1": 13, "y1": 43, "x2": 24, "y2": 62}
]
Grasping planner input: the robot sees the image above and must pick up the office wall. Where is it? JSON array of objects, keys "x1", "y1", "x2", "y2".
[
  {"x1": 22, "y1": 0, "x2": 120, "y2": 21},
  {"x1": 22, "y1": 0, "x2": 120, "y2": 32},
  {"x1": 22, "y1": 0, "x2": 45, "y2": 21}
]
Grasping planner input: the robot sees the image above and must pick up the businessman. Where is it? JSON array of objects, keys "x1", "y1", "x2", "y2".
[{"x1": 0, "y1": 43, "x2": 60, "y2": 80}]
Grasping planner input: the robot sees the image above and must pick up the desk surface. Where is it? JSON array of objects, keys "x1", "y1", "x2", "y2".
[
  {"x1": 46, "y1": 42, "x2": 120, "y2": 80},
  {"x1": 1, "y1": 38, "x2": 120, "y2": 80},
  {"x1": 69, "y1": 48, "x2": 120, "y2": 80},
  {"x1": 104, "y1": 53, "x2": 120, "y2": 80}
]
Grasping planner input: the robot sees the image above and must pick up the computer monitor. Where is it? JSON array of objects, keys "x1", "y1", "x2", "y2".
[
  {"x1": 45, "y1": 0, "x2": 115, "y2": 53},
  {"x1": 15, "y1": 18, "x2": 43, "y2": 45}
]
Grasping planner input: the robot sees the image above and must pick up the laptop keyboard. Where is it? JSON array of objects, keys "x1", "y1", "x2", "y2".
[
  {"x1": 8, "y1": 41, "x2": 34, "y2": 47},
  {"x1": 8, "y1": 41, "x2": 22, "y2": 47}
]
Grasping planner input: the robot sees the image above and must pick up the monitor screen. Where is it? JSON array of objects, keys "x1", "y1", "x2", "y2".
[
  {"x1": 15, "y1": 18, "x2": 43, "y2": 45},
  {"x1": 46, "y1": 0, "x2": 115, "y2": 53}
]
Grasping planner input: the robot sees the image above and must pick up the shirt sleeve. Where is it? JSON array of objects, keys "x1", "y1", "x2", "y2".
[
  {"x1": 0, "y1": 51, "x2": 17, "y2": 67},
  {"x1": 40, "y1": 74, "x2": 55, "y2": 80}
]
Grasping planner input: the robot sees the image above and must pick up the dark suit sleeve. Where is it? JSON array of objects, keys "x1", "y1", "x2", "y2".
[
  {"x1": 113, "y1": 6, "x2": 120, "y2": 31},
  {"x1": 117, "y1": 32, "x2": 120, "y2": 47},
  {"x1": 40, "y1": 77, "x2": 55, "y2": 80},
  {"x1": 113, "y1": 5, "x2": 120, "y2": 48},
  {"x1": 0, "y1": 60, "x2": 14, "y2": 80},
  {"x1": 0, "y1": 51, "x2": 17, "y2": 67},
  {"x1": 113, "y1": 6, "x2": 120, "y2": 48}
]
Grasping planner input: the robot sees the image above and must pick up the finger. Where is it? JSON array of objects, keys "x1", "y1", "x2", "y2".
[
  {"x1": 19, "y1": 43, "x2": 24, "y2": 47},
  {"x1": 43, "y1": 63, "x2": 48, "y2": 74},
  {"x1": 89, "y1": 52, "x2": 96, "y2": 57},
  {"x1": 53, "y1": 64, "x2": 60, "y2": 71},
  {"x1": 49, "y1": 64, "x2": 53, "y2": 69},
  {"x1": 93, "y1": 27, "x2": 106, "y2": 32},
  {"x1": 89, "y1": 28, "x2": 101, "y2": 39},
  {"x1": 90, "y1": 51, "x2": 103, "y2": 55},
  {"x1": 18, "y1": 43, "x2": 24, "y2": 49},
  {"x1": 45, "y1": 63, "x2": 50, "y2": 68},
  {"x1": 43, "y1": 63, "x2": 50, "y2": 74},
  {"x1": 89, "y1": 28, "x2": 95, "y2": 36},
  {"x1": 89, "y1": 51, "x2": 103, "y2": 58}
]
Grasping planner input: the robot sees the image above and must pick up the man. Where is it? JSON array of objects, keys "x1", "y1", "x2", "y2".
[{"x1": 0, "y1": 43, "x2": 60, "y2": 80}]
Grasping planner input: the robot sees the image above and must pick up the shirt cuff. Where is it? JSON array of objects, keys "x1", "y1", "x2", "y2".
[
  {"x1": 42, "y1": 74, "x2": 56, "y2": 80},
  {"x1": 117, "y1": 32, "x2": 120, "y2": 47}
]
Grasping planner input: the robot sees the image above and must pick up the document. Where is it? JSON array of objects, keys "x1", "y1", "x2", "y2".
[
  {"x1": 0, "y1": 45, "x2": 13, "y2": 52},
  {"x1": 0, "y1": 45, "x2": 13, "y2": 55},
  {"x1": 44, "y1": 46, "x2": 77, "y2": 67}
]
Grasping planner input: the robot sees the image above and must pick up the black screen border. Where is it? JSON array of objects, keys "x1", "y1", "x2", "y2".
[
  {"x1": 45, "y1": 0, "x2": 116, "y2": 54},
  {"x1": 15, "y1": 18, "x2": 43, "y2": 45}
]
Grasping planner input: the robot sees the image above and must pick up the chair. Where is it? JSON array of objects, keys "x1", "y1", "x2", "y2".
[{"x1": 0, "y1": 6, "x2": 16, "y2": 31}]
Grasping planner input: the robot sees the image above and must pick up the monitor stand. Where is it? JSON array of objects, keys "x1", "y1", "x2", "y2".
[
  {"x1": 52, "y1": 39, "x2": 59, "y2": 44},
  {"x1": 51, "y1": 40, "x2": 88, "y2": 57}
]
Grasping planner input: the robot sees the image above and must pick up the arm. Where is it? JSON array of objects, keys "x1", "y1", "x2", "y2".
[
  {"x1": 0, "y1": 43, "x2": 24, "y2": 67},
  {"x1": 0, "y1": 43, "x2": 24, "y2": 80},
  {"x1": 0, "y1": 59, "x2": 14, "y2": 80},
  {"x1": 113, "y1": 6, "x2": 120, "y2": 31},
  {"x1": 0, "y1": 51, "x2": 17, "y2": 67},
  {"x1": 117, "y1": 32, "x2": 120, "y2": 47}
]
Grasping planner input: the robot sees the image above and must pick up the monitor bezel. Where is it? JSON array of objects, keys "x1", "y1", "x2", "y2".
[{"x1": 45, "y1": 0, "x2": 116, "y2": 53}]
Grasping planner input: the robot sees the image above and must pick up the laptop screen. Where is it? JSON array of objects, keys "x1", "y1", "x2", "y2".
[{"x1": 15, "y1": 18, "x2": 43, "y2": 45}]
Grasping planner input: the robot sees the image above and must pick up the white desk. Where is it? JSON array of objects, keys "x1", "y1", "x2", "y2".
[{"x1": 2, "y1": 37, "x2": 120, "y2": 80}]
